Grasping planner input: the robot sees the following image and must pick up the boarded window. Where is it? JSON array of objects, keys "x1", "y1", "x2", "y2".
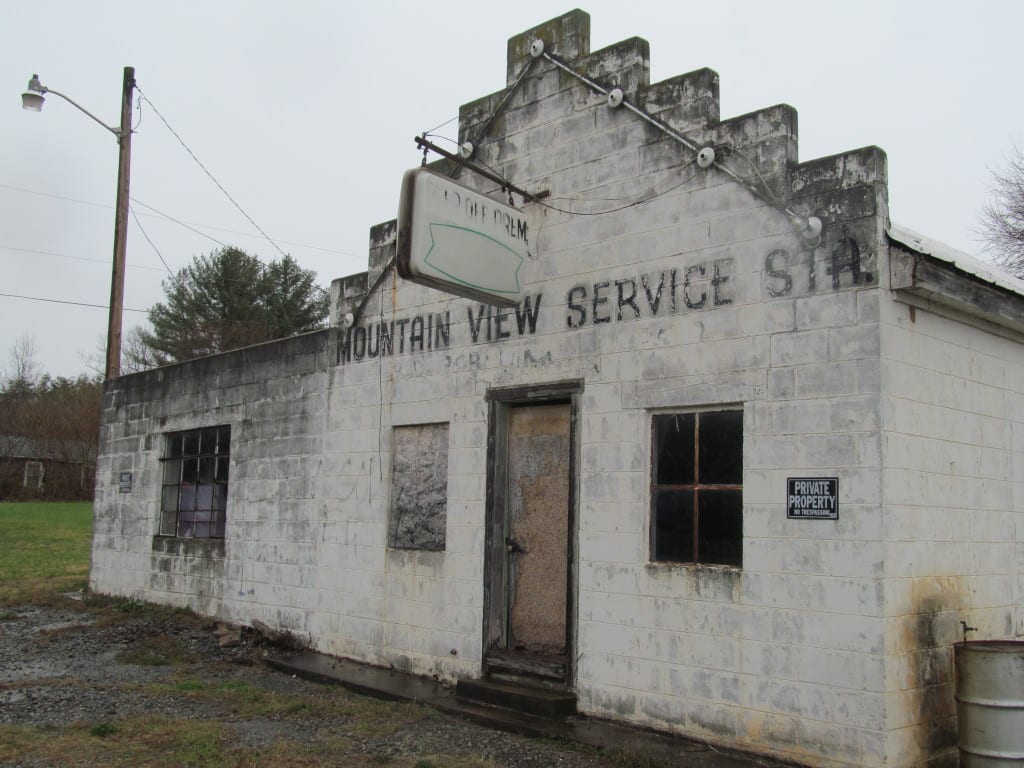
[
  {"x1": 651, "y1": 410, "x2": 742, "y2": 566},
  {"x1": 159, "y1": 426, "x2": 230, "y2": 539},
  {"x1": 389, "y1": 423, "x2": 448, "y2": 551}
]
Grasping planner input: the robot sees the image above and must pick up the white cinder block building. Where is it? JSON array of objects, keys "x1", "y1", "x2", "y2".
[{"x1": 91, "y1": 11, "x2": 1024, "y2": 767}]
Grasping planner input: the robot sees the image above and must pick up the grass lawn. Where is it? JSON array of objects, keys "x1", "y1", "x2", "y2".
[{"x1": 0, "y1": 501, "x2": 93, "y2": 606}]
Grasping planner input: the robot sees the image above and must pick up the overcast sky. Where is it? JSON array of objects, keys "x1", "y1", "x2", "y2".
[{"x1": 4, "y1": 1, "x2": 1022, "y2": 378}]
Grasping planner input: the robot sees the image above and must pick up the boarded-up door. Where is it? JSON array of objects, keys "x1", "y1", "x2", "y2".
[{"x1": 506, "y1": 403, "x2": 571, "y2": 657}]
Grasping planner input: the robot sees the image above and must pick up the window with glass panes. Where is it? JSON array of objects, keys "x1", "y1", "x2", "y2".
[
  {"x1": 160, "y1": 426, "x2": 230, "y2": 538},
  {"x1": 651, "y1": 410, "x2": 742, "y2": 566}
]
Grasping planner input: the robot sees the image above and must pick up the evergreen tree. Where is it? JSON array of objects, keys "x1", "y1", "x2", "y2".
[{"x1": 140, "y1": 247, "x2": 329, "y2": 364}]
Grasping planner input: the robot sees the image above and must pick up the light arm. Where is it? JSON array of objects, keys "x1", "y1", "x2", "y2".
[
  {"x1": 43, "y1": 87, "x2": 121, "y2": 137},
  {"x1": 23, "y1": 75, "x2": 122, "y2": 138}
]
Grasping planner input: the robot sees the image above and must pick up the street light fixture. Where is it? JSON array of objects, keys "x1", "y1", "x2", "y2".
[
  {"x1": 20, "y1": 75, "x2": 45, "y2": 111},
  {"x1": 21, "y1": 67, "x2": 136, "y2": 381}
]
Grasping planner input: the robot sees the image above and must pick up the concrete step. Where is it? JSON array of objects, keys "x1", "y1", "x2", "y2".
[
  {"x1": 265, "y1": 651, "x2": 790, "y2": 767},
  {"x1": 455, "y1": 677, "x2": 577, "y2": 719},
  {"x1": 485, "y1": 650, "x2": 565, "y2": 680}
]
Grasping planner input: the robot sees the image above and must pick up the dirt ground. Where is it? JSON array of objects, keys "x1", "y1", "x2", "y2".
[{"x1": 0, "y1": 597, "x2": 675, "y2": 768}]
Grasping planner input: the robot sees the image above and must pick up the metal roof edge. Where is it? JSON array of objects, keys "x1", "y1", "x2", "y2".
[{"x1": 887, "y1": 223, "x2": 1024, "y2": 298}]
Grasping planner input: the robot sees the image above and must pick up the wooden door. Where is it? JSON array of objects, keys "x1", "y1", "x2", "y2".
[{"x1": 505, "y1": 403, "x2": 571, "y2": 658}]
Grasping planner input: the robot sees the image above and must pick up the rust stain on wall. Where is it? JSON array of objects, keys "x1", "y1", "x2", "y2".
[{"x1": 899, "y1": 576, "x2": 969, "y2": 761}]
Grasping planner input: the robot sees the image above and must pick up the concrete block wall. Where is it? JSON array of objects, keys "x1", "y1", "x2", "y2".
[
  {"x1": 325, "y1": 10, "x2": 890, "y2": 766},
  {"x1": 92, "y1": 331, "x2": 332, "y2": 634},
  {"x1": 90, "y1": 9, "x2": 1024, "y2": 768},
  {"x1": 311, "y1": 343, "x2": 487, "y2": 679},
  {"x1": 878, "y1": 294, "x2": 1024, "y2": 767}
]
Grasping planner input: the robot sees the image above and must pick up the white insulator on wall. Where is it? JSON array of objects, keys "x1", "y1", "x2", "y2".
[{"x1": 697, "y1": 147, "x2": 716, "y2": 168}]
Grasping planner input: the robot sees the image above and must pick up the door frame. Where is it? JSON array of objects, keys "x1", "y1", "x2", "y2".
[{"x1": 482, "y1": 379, "x2": 583, "y2": 685}]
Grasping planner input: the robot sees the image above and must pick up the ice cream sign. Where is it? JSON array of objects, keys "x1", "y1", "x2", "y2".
[{"x1": 397, "y1": 167, "x2": 528, "y2": 307}]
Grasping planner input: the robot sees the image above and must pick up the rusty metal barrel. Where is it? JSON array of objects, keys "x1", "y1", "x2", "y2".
[{"x1": 955, "y1": 641, "x2": 1024, "y2": 766}]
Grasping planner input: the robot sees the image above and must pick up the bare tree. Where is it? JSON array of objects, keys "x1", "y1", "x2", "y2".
[
  {"x1": 979, "y1": 146, "x2": 1024, "y2": 277},
  {"x1": 0, "y1": 335, "x2": 41, "y2": 462},
  {"x1": 83, "y1": 327, "x2": 162, "y2": 377},
  {"x1": 121, "y1": 326, "x2": 162, "y2": 373},
  {"x1": 1, "y1": 338, "x2": 101, "y2": 500},
  {"x1": 3, "y1": 334, "x2": 41, "y2": 393},
  {"x1": 0, "y1": 337, "x2": 37, "y2": 496}
]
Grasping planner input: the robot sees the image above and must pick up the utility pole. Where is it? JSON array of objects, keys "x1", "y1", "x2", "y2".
[
  {"x1": 21, "y1": 66, "x2": 137, "y2": 380},
  {"x1": 105, "y1": 66, "x2": 135, "y2": 381}
]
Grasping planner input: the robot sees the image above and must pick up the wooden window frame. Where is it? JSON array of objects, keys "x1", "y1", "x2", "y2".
[{"x1": 650, "y1": 409, "x2": 743, "y2": 567}]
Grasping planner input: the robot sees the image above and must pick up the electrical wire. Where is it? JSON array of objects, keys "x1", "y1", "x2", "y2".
[
  {"x1": 537, "y1": 49, "x2": 804, "y2": 223},
  {"x1": 418, "y1": 124, "x2": 706, "y2": 219},
  {"x1": 0, "y1": 183, "x2": 109, "y2": 210},
  {"x1": 422, "y1": 133, "x2": 460, "y2": 148},
  {"x1": 347, "y1": 256, "x2": 398, "y2": 329},
  {"x1": 0, "y1": 292, "x2": 148, "y2": 313},
  {"x1": 132, "y1": 91, "x2": 144, "y2": 132},
  {"x1": 0, "y1": 244, "x2": 165, "y2": 273},
  {"x1": 0, "y1": 183, "x2": 356, "y2": 256},
  {"x1": 534, "y1": 163, "x2": 700, "y2": 217},
  {"x1": 435, "y1": 139, "x2": 702, "y2": 218},
  {"x1": 0, "y1": 182, "x2": 225, "y2": 248},
  {"x1": 422, "y1": 133, "x2": 765, "y2": 221},
  {"x1": 1, "y1": 240, "x2": 324, "y2": 300},
  {"x1": 128, "y1": 198, "x2": 228, "y2": 248},
  {"x1": 135, "y1": 85, "x2": 290, "y2": 259},
  {"x1": 129, "y1": 206, "x2": 173, "y2": 275},
  {"x1": 422, "y1": 132, "x2": 470, "y2": 180},
  {"x1": 423, "y1": 114, "x2": 459, "y2": 136},
  {"x1": 721, "y1": 145, "x2": 784, "y2": 209}
]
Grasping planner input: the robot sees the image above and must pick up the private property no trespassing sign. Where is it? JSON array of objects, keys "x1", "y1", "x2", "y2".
[{"x1": 787, "y1": 477, "x2": 838, "y2": 520}]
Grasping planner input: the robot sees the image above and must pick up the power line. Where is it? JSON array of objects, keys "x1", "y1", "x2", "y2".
[
  {"x1": 534, "y1": 162, "x2": 701, "y2": 217},
  {"x1": 128, "y1": 198, "x2": 228, "y2": 248},
  {"x1": 0, "y1": 244, "x2": 166, "y2": 272},
  {"x1": 1, "y1": 242, "x2": 327, "y2": 293},
  {"x1": 129, "y1": 206, "x2": 174, "y2": 275},
  {"x1": 0, "y1": 292, "x2": 148, "y2": 313},
  {"x1": 0, "y1": 182, "x2": 358, "y2": 256},
  {"x1": 423, "y1": 114, "x2": 459, "y2": 136},
  {"x1": 135, "y1": 87, "x2": 290, "y2": 260},
  {"x1": 428, "y1": 136, "x2": 703, "y2": 217}
]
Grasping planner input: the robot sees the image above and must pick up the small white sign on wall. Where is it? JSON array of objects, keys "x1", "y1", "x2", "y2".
[{"x1": 397, "y1": 167, "x2": 528, "y2": 306}]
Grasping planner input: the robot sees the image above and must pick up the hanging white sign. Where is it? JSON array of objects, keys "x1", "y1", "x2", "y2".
[{"x1": 397, "y1": 167, "x2": 528, "y2": 306}]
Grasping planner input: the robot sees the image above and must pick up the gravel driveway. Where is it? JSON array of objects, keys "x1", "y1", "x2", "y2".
[{"x1": 0, "y1": 599, "x2": 669, "y2": 767}]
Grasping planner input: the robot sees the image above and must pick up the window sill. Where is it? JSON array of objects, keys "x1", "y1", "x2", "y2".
[
  {"x1": 646, "y1": 561, "x2": 741, "y2": 572},
  {"x1": 152, "y1": 536, "x2": 225, "y2": 558},
  {"x1": 645, "y1": 561, "x2": 742, "y2": 600}
]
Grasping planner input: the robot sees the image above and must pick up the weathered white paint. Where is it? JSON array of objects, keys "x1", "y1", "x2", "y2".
[{"x1": 91, "y1": 10, "x2": 1024, "y2": 768}]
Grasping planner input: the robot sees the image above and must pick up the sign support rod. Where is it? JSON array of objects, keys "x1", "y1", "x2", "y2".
[
  {"x1": 537, "y1": 49, "x2": 821, "y2": 244},
  {"x1": 414, "y1": 135, "x2": 548, "y2": 205}
]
